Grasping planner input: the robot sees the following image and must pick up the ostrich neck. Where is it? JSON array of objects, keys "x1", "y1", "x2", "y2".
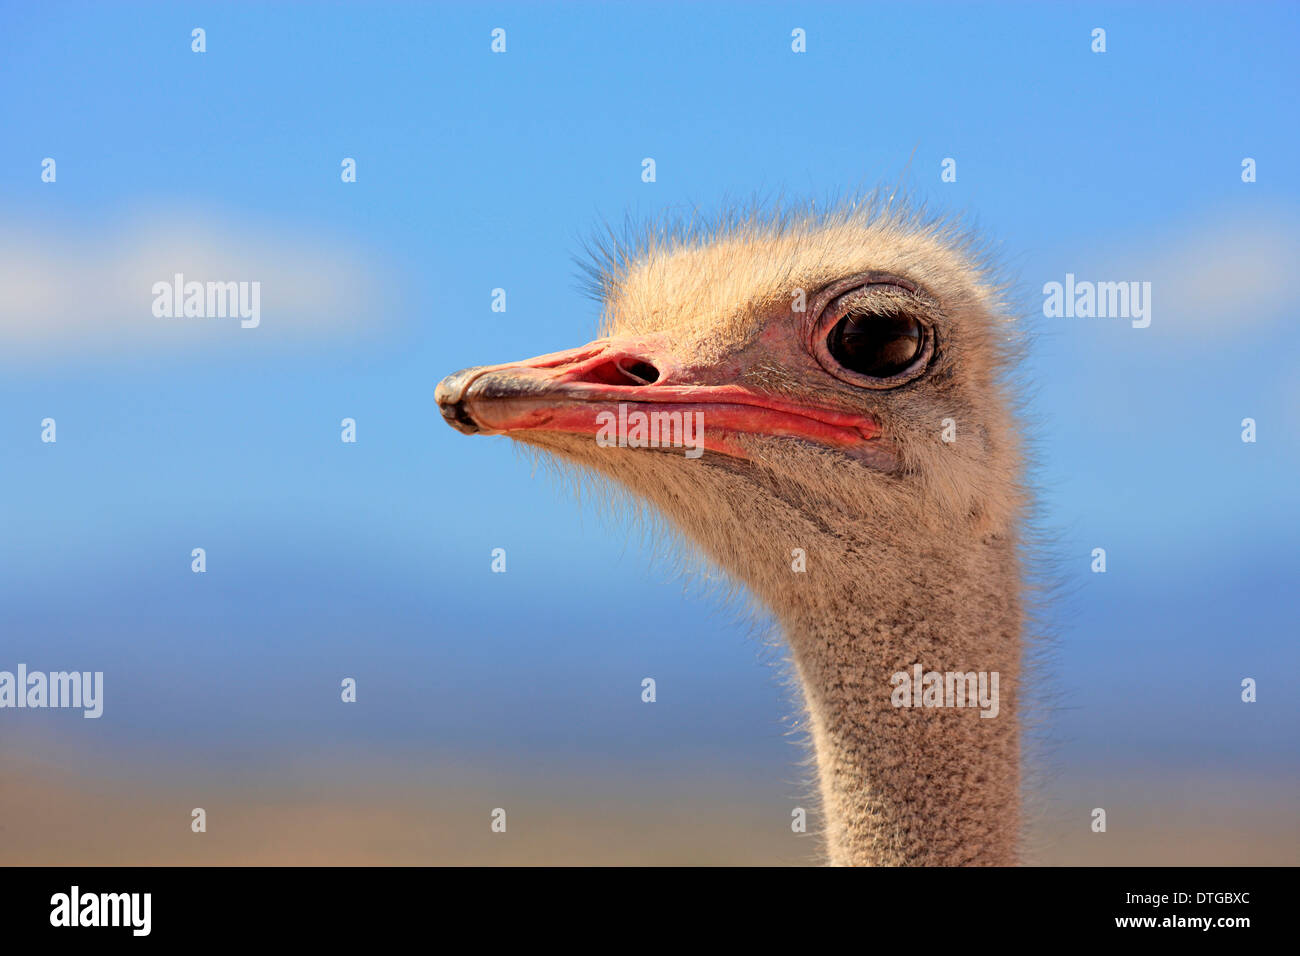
[{"x1": 776, "y1": 526, "x2": 1022, "y2": 866}]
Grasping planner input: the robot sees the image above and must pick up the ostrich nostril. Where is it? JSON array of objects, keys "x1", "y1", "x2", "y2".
[
  {"x1": 617, "y1": 359, "x2": 660, "y2": 384},
  {"x1": 577, "y1": 357, "x2": 661, "y2": 386}
]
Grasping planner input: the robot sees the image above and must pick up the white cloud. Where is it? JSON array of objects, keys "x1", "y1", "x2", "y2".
[
  {"x1": 1100, "y1": 207, "x2": 1300, "y2": 337},
  {"x1": 0, "y1": 209, "x2": 398, "y2": 356}
]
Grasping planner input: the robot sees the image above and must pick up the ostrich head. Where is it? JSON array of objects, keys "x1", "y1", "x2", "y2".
[{"x1": 437, "y1": 199, "x2": 1026, "y2": 866}]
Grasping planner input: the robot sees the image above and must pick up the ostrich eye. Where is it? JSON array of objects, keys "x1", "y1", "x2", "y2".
[
  {"x1": 826, "y1": 310, "x2": 924, "y2": 379},
  {"x1": 811, "y1": 278, "x2": 936, "y2": 388}
]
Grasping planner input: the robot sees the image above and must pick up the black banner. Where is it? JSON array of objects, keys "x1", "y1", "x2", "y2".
[{"x1": 0, "y1": 865, "x2": 1278, "y2": 942}]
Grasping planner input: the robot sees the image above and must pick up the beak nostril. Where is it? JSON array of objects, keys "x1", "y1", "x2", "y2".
[
  {"x1": 617, "y1": 359, "x2": 660, "y2": 385},
  {"x1": 574, "y1": 357, "x2": 661, "y2": 387}
]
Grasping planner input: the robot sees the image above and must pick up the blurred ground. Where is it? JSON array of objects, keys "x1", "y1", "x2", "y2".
[{"x1": 2, "y1": 746, "x2": 1293, "y2": 866}]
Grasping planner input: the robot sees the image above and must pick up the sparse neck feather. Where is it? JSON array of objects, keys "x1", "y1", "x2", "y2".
[{"x1": 767, "y1": 514, "x2": 1022, "y2": 866}]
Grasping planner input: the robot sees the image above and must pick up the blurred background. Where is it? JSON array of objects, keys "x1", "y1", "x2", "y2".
[{"x1": 1, "y1": 2, "x2": 1296, "y2": 864}]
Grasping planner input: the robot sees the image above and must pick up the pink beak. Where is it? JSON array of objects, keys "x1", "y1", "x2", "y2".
[{"x1": 436, "y1": 336, "x2": 882, "y2": 462}]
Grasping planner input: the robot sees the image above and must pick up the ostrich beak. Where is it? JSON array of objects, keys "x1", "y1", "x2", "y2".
[{"x1": 435, "y1": 337, "x2": 882, "y2": 462}]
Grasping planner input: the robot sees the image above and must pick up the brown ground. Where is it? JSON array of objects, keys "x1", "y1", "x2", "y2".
[{"x1": 2, "y1": 745, "x2": 1294, "y2": 866}]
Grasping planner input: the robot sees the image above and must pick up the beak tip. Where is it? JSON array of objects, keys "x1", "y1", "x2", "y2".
[{"x1": 437, "y1": 367, "x2": 485, "y2": 434}]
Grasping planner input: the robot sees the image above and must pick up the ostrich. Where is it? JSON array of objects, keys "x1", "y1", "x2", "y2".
[{"x1": 436, "y1": 199, "x2": 1028, "y2": 866}]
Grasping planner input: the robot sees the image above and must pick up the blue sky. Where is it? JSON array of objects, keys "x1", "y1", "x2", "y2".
[{"x1": 1, "y1": 2, "x2": 1297, "y2": 801}]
